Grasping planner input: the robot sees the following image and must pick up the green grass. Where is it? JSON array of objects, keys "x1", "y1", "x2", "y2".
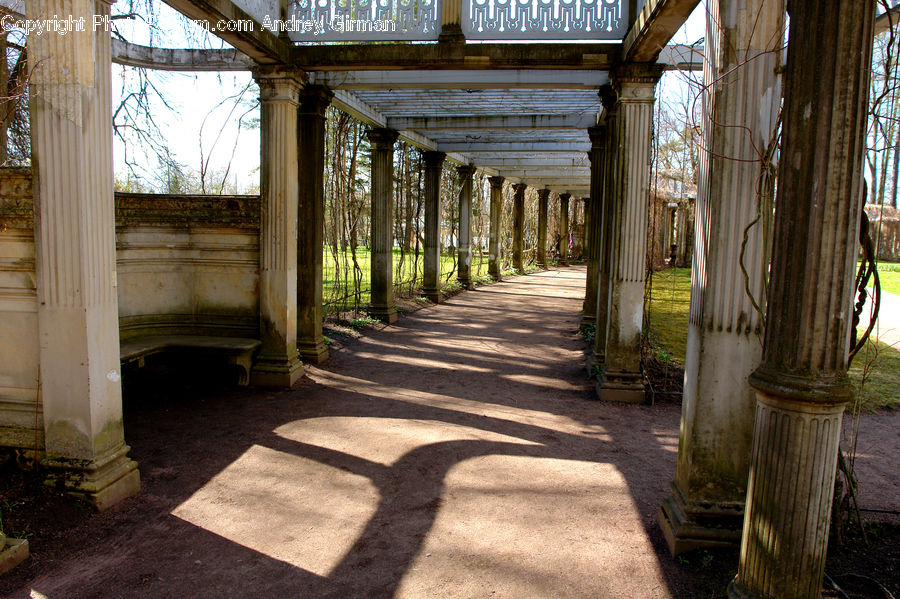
[
  {"x1": 874, "y1": 261, "x2": 900, "y2": 295},
  {"x1": 648, "y1": 267, "x2": 899, "y2": 411}
]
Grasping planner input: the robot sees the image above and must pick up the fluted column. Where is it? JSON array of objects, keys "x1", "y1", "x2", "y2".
[
  {"x1": 558, "y1": 193, "x2": 570, "y2": 266},
  {"x1": 367, "y1": 128, "x2": 399, "y2": 324},
  {"x1": 583, "y1": 124, "x2": 606, "y2": 327},
  {"x1": 28, "y1": 0, "x2": 139, "y2": 510},
  {"x1": 512, "y1": 183, "x2": 526, "y2": 272},
  {"x1": 594, "y1": 88, "x2": 618, "y2": 369},
  {"x1": 729, "y1": 1, "x2": 873, "y2": 598},
  {"x1": 537, "y1": 189, "x2": 550, "y2": 268},
  {"x1": 296, "y1": 85, "x2": 333, "y2": 364},
  {"x1": 252, "y1": 71, "x2": 305, "y2": 387},
  {"x1": 597, "y1": 64, "x2": 662, "y2": 403},
  {"x1": 488, "y1": 176, "x2": 504, "y2": 279},
  {"x1": 423, "y1": 151, "x2": 445, "y2": 303},
  {"x1": 457, "y1": 164, "x2": 476, "y2": 290},
  {"x1": 659, "y1": 0, "x2": 784, "y2": 555}
]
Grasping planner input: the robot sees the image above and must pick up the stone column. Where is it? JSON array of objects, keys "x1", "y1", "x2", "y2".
[
  {"x1": 659, "y1": 0, "x2": 783, "y2": 555},
  {"x1": 252, "y1": 71, "x2": 305, "y2": 387},
  {"x1": 512, "y1": 183, "x2": 527, "y2": 272},
  {"x1": 594, "y1": 88, "x2": 618, "y2": 368},
  {"x1": 368, "y1": 128, "x2": 399, "y2": 324},
  {"x1": 537, "y1": 188, "x2": 550, "y2": 268},
  {"x1": 583, "y1": 124, "x2": 607, "y2": 327},
  {"x1": 457, "y1": 164, "x2": 476, "y2": 290},
  {"x1": 558, "y1": 193, "x2": 571, "y2": 266},
  {"x1": 423, "y1": 151, "x2": 445, "y2": 303},
  {"x1": 28, "y1": 0, "x2": 139, "y2": 510},
  {"x1": 729, "y1": 2, "x2": 873, "y2": 598},
  {"x1": 296, "y1": 85, "x2": 333, "y2": 363},
  {"x1": 597, "y1": 65, "x2": 662, "y2": 403},
  {"x1": 488, "y1": 176, "x2": 504, "y2": 280}
]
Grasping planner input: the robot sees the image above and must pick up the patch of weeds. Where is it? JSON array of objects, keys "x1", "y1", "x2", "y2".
[
  {"x1": 348, "y1": 315, "x2": 379, "y2": 330},
  {"x1": 322, "y1": 336, "x2": 333, "y2": 346},
  {"x1": 581, "y1": 323, "x2": 597, "y2": 345},
  {"x1": 590, "y1": 363, "x2": 605, "y2": 381}
]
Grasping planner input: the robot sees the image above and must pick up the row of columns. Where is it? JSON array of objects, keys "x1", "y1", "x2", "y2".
[{"x1": 576, "y1": 3, "x2": 873, "y2": 598}]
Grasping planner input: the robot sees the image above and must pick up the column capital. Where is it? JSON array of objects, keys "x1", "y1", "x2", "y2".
[
  {"x1": 588, "y1": 124, "x2": 607, "y2": 147},
  {"x1": 513, "y1": 182, "x2": 527, "y2": 195},
  {"x1": 299, "y1": 84, "x2": 333, "y2": 118},
  {"x1": 611, "y1": 63, "x2": 664, "y2": 101},
  {"x1": 423, "y1": 151, "x2": 446, "y2": 170},
  {"x1": 457, "y1": 163, "x2": 477, "y2": 178},
  {"x1": 255, "y1": 73, "x2": 304, "y2": 105},
  {"x1": 559, "y1": 192, "x2": 572, "y2": 202},
  {"x1": 488, "y1": 175, "x2": 505, "y2": 189},
  {"x1": 599, "y1": 84, "x2": 618, "y2": 111},
  {"x1": 367, "y1": 127, "x2": 399, "y2": 149},
  {"x1": 537, "y1": 188, "x2": 551, "y2": 200}
]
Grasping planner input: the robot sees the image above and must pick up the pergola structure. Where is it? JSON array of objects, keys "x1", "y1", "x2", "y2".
[{"x1": 0, "y1": 0, "x2": 885, "y2": 596}]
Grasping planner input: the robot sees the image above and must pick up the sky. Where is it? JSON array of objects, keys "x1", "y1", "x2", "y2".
[{"x1": 109, "y1": 0, "x2": 707, "y2": 192}]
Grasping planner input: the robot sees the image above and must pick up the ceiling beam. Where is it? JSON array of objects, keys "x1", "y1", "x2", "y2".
[
  {"x1": 487, "y1": 168, "x2": 590, "y2": 178},
  {"x1": 440, "y1": 142, "x2": 590, "y2": 153},
  {"x1": 474, "y1": 156, "x2": 588, "y2": 168},
  {"x1": 308, "y1": 69, "x2": 610, "y2": 90},
  {"x1": 622, "y1": 0, "x2": 702, "y2": 63},
  {"x1": 294, "y1": 43, "x2": 620, "y2": 71},
  {"x1": 386, "y1": 114, "x2": 599, "y2": 130},
  {"x1": 161, "y1": 0, "x2": 291, "y2": 64},
  {"x1": 111, "y1": 39, "x2": 253, "y2": 71}
]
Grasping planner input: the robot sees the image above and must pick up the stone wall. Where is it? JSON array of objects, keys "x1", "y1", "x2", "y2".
[{"x1": 0, "y1": 170, "x2": 260, "y2": 450}]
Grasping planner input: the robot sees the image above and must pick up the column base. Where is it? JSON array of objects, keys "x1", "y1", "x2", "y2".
[
  {"x1": 423, "y1": 287, "x2": 442, "y2": 303},
  {"x1": 298, "y1": 340, "x2": 329, "y2": 365},
  {"x1": 43, "y1": 444, "x2": 140, "y2": 511},
  {"x1": 596, "y1": 371, "x2": 645, "y2": 403},
  {"x1": 370, "y1": 306, "x2": 398, "y2": 325},
  {"x1": 458, "y1": 277, "x2": 475, "y2": 291},
  {"x1": 0, "y1": 536, "x2": 29, "y2": 575},
  {"x1": 658, "y1": 483, "x2": 743, "y2": 556},
  {"x1": 581, "y1": 314, "x2": 596, "y2": 328},
  {"x1": 559, "y1": 260, "x2": 569, "y2": 267},
  {"x1": 252, "y1": 355, "x2": 304, "y2": 387},
  {"x1": 726, "y1": 581, "x2": 754, "y2": 599}
]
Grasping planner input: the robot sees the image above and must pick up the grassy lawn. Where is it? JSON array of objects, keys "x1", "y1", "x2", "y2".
[
  {"x1": 648, "y1": 267, "x2": 899, "y2": 411},
  {"x1": 874, "y1": 261, "x2": 900, "y2": 295}
]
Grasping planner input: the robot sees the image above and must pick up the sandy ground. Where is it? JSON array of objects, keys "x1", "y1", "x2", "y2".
[{"x1": 1, "y1": 265, "x2": 897, "y2": 598}]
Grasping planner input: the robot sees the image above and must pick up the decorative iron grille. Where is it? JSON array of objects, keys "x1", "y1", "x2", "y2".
[
  {"x1": 287, "y1": 0, "x2": 440, "y2": 41},
  {"x1": 463, "y1": 0, "x2": 625, "y2": 40}
]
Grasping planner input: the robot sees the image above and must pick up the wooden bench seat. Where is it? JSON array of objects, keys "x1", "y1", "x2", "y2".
[{"x1": 120, "y1": 335, "x2": 261, "y2": 386}]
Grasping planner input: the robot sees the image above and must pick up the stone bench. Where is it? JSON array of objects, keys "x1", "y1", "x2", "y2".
[{"x1": 119, "y1": 335, "x2": 261, "y2": 386}]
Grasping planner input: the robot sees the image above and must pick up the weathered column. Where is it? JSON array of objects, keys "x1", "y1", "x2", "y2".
[
  {"x1": 659, "y1": 0, "x2": 783, "y2": 555},
  {"x1": 488, "y1": 176, "x2": 504, "y2": 279},
  {"x1": 558, "y1": 193, "x2": 571, "y2": 266},
  {"x1": 367, "y1": 128, "x2": 400, "y2": 324},
  {"x1": 423, "y1": 151, "x2": 445, "y2": 303},
  {"x1": 28, "y1": 0, "x2": 139, "y2": 509},
  {"x1": 583, "y1": 124, "x2": 607, "y2": 327},
  {"x1": 457, "y1": 164, "x2": 476, "y2": 290},
  {"x1": 594, "y1": 88, "x2": 618, "y2": 369},
  {"x1": 252, "y1": 71, "x2": 305, "y2": 386},
  {"x1": 729, "y1": 2, "x2": 873, "y2": 598},
  {"x1": 597, "y1": 65, "x2": 662, "y2": 403},
  {"x1": 512, "y1": 183, "x2": 527, "y2": 272},
  {"x1": 537, "y1": 188, "x2": 550, "y2": 268},
  {"x1": 296, "y1": 85, "x2": 333, "y2": 363}
]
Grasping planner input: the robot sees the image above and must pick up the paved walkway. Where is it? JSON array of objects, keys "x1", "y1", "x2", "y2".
[{"x1": 2, "y1": 266, "x2": 896, "y2": 598}]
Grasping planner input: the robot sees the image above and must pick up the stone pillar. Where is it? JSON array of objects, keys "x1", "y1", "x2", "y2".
[
  {"x1": 558, "y1": 193, "x2": 571, "y2": 266},
  {"x1": 423, "y1": 151, "x2": 445, "y2": 303},
  {"x1": 368, "y1": 128, "x2": 399, "y2": 324},
  {"x1": 252, "y1": 72, "x2": 305, "y2": 387},
  {"x1": 512, "y1": 183, "x2": 527, "y2": 272},
  {"x1": 594, "y1": 88, "x2": 618, "y2": 368},
  {"x1": 537, "y1": 189, "x2": 550, "y2": 268},
  {"x1": 28, "y1": 0, "x2": 139, "y2": 510},
  {"x1": 729, "y1": 2, "x2": 873, "y2": 598},
  {"x1": 597, "y1": 65, "x2": 662, "y2": 403},
  {"x1": 296, "y1": 85, "x2": 333, "y2": 363},
  {"x1": 583, "y1": 124, "x2": 607, "y2": 327},
  {"x1": 457, "y1": 164, "x2": 476, "y2": 290},
  {"x1": 659, "y1": 0, "x2": 783, "y2": 555},
  {"x1": 488, "y1": 176, "x2": 504, "y2": 280}
]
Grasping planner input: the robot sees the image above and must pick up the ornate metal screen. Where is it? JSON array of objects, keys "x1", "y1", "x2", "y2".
[
  {"x1": 287, "y1": 0, "x2": 440, "y2": 41},
  {"x1": 463, "y1": 0, "x2": 626, "y2": 40}
]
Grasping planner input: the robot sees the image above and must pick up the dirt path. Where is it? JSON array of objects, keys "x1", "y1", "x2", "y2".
[{"x1": 1, "y1": 266, "x2": 897, "y2": 598}]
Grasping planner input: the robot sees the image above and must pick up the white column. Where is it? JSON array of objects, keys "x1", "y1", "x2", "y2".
[
  {"x1": 659, "y1": 0, "x2": 784, "y2": 555},
  {"x1": 29, "y1": 0, "x2": 139, "y2": 510},
  {"x1": 597, "y1": 65, "x2": 662, "y2": 403},
  {"x1": 252, "y1": 72, "x2": 304, "y2": 387}
]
